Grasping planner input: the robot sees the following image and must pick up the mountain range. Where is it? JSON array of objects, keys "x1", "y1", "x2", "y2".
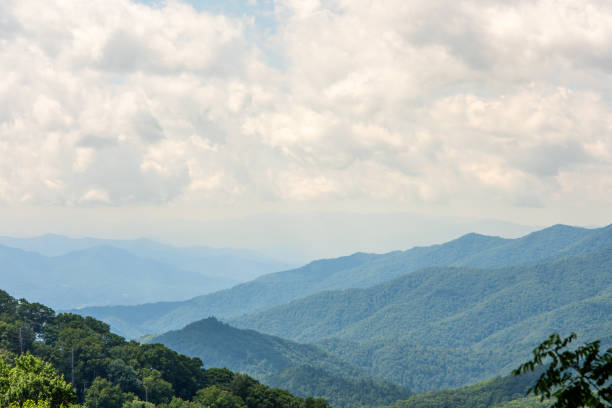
[
  {"x1": 74, "y1": 223, "x2": 611, "y2": 399},
  {"x1": 0, "y1": 235, "x2": 292, "y2": 309},
  {"x1": 230, "y1": 246, "x2": 612, "y2": 390},
  {"x1": 78, "y1": 224, "x2": 612, "y2": 339},
  {"x1": 3, "y1": 223, "x2": 611, "y2": 407},
  {"x1": 232, "y1": 247, "x2": 612, "y2": 345}
]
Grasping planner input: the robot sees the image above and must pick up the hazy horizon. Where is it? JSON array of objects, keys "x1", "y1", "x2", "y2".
[
  {"x1": 1, "y1": 0, "x2": 611, "y2": 258},
  {"x1": 0, "y1": 210, "x2": 552, "y2": 263}
]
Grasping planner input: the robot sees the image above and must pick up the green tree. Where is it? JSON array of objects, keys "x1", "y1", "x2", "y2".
[
  {"x1": 194, "y1": 385, "x2": 247, "y2": 408},
  {"x1": 228, "y1": 373, "x2": 257, "y2": 401},
  {"x1": 513, "y1": 333, "x2": 612, "y2": 408},
  {"x1": 0, "y1": 318, "x2": 35, "y2": 355},
  {"x1": 0, "y1": 354, "x2": 75, "y2": 407},
  {"x1": 157, "y1": 396, "x2": 203, "y2": 408},
  {"x1": 7, "y1": 401, "x2": 52, "y2": 408},
  {"x1": 86, "y1": 377, "x2": 127, "y2": 408},
  {"x1": 304, "y1": 397, "x2": 330, "y2": 408},
  {"x1": 122, "y1": 397, "x2": 156, "y2": 408},
  {"x1": 1, "y1": 347, "x2": 16, "y2": 364},
  {"x1": 243, "y1": 383, "x2": 302, "y2": 408},
  {"x1": 134, "y1": 343, "x2": 204, "y2": 400},
  {"x1": 0, "y1": 290, "x2": 18, "y2": 315},
  {"x1": 105, "y1": 358, "x2": 141, "y2": 394},
  {"x1": 16, "y1": 299, "x2": 55, "y2": 334},
  {"x1": 7, "y1": 401, "x2": 84, "y2": 408},
  {"x1": 142, "y1": 368, "x2": 174, "y2": 404}
]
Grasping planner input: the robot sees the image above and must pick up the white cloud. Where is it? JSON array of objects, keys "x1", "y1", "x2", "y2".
[
  {"x1": 81, "y1": 188, "x2": 111, "y2": 204},
  {"x1": 0, "y1": 0, "x2": 611, "y2": 228}
]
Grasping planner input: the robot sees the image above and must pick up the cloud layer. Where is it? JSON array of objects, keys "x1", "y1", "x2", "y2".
[{"x1": 1, "y1": 0, "x2": 611, "y2": 225}]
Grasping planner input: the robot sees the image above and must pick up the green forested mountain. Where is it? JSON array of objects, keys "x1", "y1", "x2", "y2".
[
  {"x1": 146, "y1": 318, "x2": 362, "y2": 379},
  {"x1": 230, "y1": 247, "x2": 612, "y2": 391},
  {"x1": 491, "y1": 397, "x2": 550, "y2": 408},
  {"x1": 317, "y1": 338, "x2": 491, "y2": 393},
  {"x1": 78, "y1": 224, "x2": 612, "y2": 338},
  {"x1": 377, "y1": 372, "x2": 545, "y2": 408},
  {"x1": 451, "y1": 224, "x2": 602, "y2": 268},
  {"x1": 0, "y1": 290, "x2": 330, "y2": 408},
  {"x1": 265, "y1": 366, "x2": 412, "y2": 408},
  {"x1": 147, "y1": 317, "x2": 411, "y2": 408}
]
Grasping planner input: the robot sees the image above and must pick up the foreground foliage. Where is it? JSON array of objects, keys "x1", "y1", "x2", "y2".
[
  {"x1": 0, "y1": 290, "x2": 330, "y2": 408},
  {"x1": 6, "y1": 401, "x2": 83, "y2": 408},
  {"x1": 0, "y1": 353, "x2": 75, "y2": 407},
  {"x1": 514, "y1": 333, "x2": 612, "y2": 408}
]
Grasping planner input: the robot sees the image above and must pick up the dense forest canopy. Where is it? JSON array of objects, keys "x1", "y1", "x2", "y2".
[
  {"x1": 0, "y1": 290, "x2": 330, "y2": 408},
  {"x1": 229, "y1": 246, "x2": 612, "y2": 392},
  {"x1": 377, "y1": 372, "x2": 544, "y2": 408}
]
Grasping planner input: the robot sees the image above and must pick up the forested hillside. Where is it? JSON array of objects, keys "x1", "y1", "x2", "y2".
[
  {"x1": 78, "y1": 224, "x2": 612, "y2": 338},
  {"x1": 231, "y1": 247, "x2": 612, "y2": 391},
  {"x1": 147, "y1": 317, "x2": 411, "y2": 408},
  {"x1": 317, "y1": 338, "x2": 491, "y2": 393},
  {"x1": 378, "y1": 372, "x2": 545, "y2": 408},
  {"x1": 145, "y1": 316, "x2": 556, "y2": 408},
  {"x1": 0, "y1": 290, "x2": 330, "y2": 408}
]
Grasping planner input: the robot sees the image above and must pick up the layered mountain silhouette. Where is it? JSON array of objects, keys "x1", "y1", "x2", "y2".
[
  {"x1": 0, "y1": 235, "x2": 291, "y2": 309},
  {"x1": 0, "y1": 244, "x2": 235, "y2": 309},
  {"x1": 0, "y1": 234, "x2": 293, "y2": 282},
  {"x1": 79, "y1": 224, "x2": 612, "y2": 339},
  {"x1": 231, "y1": 247, "x2": 612, "y2": 390}
]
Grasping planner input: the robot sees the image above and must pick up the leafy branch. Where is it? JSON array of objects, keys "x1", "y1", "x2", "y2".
[{"x1": 513, "y1": 333, "x2": 612, "y2": 408}]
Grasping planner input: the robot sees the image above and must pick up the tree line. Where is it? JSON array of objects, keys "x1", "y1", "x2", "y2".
[{"x1": 0, "y1": 290, "x2": 330, "y2": 408}]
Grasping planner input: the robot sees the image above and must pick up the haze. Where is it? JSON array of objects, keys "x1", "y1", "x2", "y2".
[{"x1": 1, "y1": 0, "x2": 611, "y2": 260}]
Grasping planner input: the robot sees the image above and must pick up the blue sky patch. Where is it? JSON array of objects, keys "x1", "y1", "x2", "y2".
[{"x1": 133, "y1": 0, "x2": 277, "y2": 33}]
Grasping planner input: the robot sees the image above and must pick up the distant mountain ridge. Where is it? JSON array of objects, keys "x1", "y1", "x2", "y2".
[
  {"x1": 78, "y1": 223, "x2": 612, "y2": 338},
  {"x1": 230, "y1": 246, "x2": 612, "y2": 391},
  {"x1": 0, "y1": 234, "x2": 293, "y2": 282},
  {"x1": 232, "y1": 246, "x2": 612, "y2": 343},
  {"x1": 0, "y1": 244, "x2": 235, "y2": 309}
]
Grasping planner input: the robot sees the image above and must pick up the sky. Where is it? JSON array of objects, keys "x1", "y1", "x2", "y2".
[{"x1": 0, "y1": 0, "x2": 611, "y2": 260}]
